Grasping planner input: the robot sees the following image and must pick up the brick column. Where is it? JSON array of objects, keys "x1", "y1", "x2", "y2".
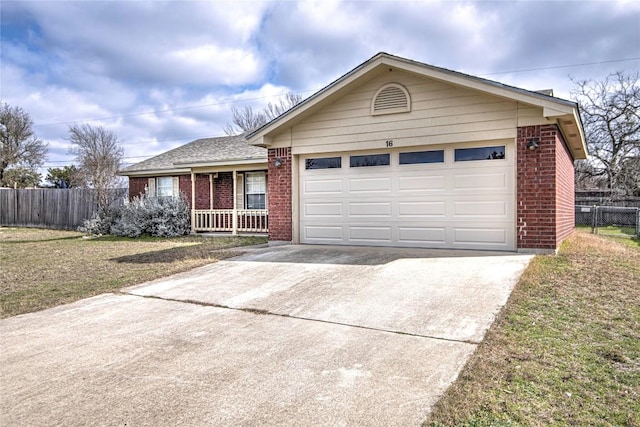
[
  {"x1": 267, "y1": 147, "x2": 292, "y2": 242},
  {"x1": 516, "y1": 124, "x2": 574, "y2": 252}
]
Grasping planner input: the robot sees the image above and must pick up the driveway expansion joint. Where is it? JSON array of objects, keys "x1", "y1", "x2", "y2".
[{"x1": 125, "y1": 291, "x2": 481, "y2": 346}]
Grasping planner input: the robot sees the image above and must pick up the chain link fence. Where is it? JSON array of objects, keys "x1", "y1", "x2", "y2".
[{"x1": 575, "y1": 205, "x2": 640, "y2": 238}]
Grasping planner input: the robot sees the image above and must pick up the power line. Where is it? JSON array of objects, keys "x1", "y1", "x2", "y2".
[{"x1": 480, "y1": 57, "x2": 640, "y2": 76}]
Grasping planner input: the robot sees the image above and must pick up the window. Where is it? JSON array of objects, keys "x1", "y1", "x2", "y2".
[
  {"x1": 350, "y1": 154, "x2": 390, "y2": 167},
  {"x1": 245, "y1": 172, "x2": 266, "y2": 209},
  {"x1": 305, "y1": 157, "x2": 342, "y2": 170},
  {"x1": 156, "y1": 177, "x2": 175, "y2": 197},
  {"x1": 399, "y1": 150, "x2": 444, "y2": 165},
  {"x1": 454, "y1": 146, "x2": 506, "y2": 162}
]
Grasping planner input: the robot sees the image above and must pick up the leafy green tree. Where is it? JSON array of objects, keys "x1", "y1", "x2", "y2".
[
  {"x1": 0, "y1": 103, "x2": 48, "y2": 185},
  {"x1": 45, "y1": 165, "x2": 84, "y2": 188},
  {"x1": 2, "y1": 167, "x2": 41, "y2": 188}
]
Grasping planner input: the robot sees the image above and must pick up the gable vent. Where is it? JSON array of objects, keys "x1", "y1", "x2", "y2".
[{"x1": 371, "y1": 83, "x2": 411, "y2": 115}]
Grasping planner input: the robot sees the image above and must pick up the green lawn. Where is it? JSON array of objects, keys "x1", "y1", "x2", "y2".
[
  {"x1": 0, "y1": 227, "x2": 267, "y2": 318},
  {"x1": 425, "y1": 230, "x2": 640, "y2": 426}
]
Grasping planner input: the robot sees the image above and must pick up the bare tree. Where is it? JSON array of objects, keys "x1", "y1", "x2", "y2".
[
  {"x1": 572, "y1": 72, "x2": 640, "y2": 197},
  {"x1": 0, "y1": 103, "x2": 48, "y2": 185},
  {"x1": 68, "y1": 123, "x2": 124, "y2": 210},
  {"x1": 223, "y1": 106, "x2": 267, "y2": 136},
  {"x1": 224, "y1": 91, "x2": 303, "y2": 135}
]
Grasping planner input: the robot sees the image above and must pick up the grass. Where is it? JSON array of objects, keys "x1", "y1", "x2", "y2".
[
  {"x1": 0, "y1": 227, "x2": 267, "y2": 318},
  {"x1": 425, "y1": 230, "x2": 640, "y2": 426}
]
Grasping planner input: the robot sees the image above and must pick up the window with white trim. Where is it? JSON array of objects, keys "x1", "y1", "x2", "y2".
[
  {"x1": 245, "y1": 172, "x2": 266, "y2": 209},
  {"x1": 148, "y1": 176, "x2": 179, "y2": 198},
  {"x1": 156, "y1": 177, "x2": 174, "y2": 197}
]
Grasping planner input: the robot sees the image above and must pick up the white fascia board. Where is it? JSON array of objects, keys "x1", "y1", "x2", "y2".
[
  {"x1": 249, "y1": 54, "x2": 579, "y2": 146},
  {"x1": 175, "y1": 158, "x2": 267, "y2": 168},
  {"x1": 396, "y1": 59, "x2": 577, "y2": 114},
  {"x1": 118, "y1": 168, "x2": 190, "y2": 177},
  {"x1": 248, "y1": 57, "x2": 386, "y2": 146}
]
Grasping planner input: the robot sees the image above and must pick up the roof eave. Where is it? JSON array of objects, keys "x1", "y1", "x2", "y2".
[
  {"x1": 174, "y1": 157, "x2": 268, "y2": 168},
  {"x1": 247, "y1": 52, "x2": 582, "y2": 147},
  {"x1": 118, "y1": 167, "x2": 191, "y2": 177},
  {"x1": 556, "y1": 110, "x2": 588, "y2": 160}
]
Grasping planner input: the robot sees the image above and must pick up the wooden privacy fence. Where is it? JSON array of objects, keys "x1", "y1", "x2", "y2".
[{"x1": 0, "y1": 188, "x2": 127, "y2": 230}]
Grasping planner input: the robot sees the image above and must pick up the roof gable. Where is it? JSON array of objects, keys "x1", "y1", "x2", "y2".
[{"x1": 248, "y1": 52, "x2": 586, "y2": 159}]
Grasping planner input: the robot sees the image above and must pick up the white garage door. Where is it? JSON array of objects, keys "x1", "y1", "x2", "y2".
[{"x1": 299, "y1": 144, "x2": 515, "y2": 250}]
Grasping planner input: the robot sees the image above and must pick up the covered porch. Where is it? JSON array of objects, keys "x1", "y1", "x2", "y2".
[{"x1": 185, "y1": 162, "x2": 268, "y2": 235}]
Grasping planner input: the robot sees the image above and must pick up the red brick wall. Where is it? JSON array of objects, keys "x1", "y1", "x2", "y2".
[
  {"x1": 177, "y1": 174, "x2": 212, "y2": 209},
  {"x1": 195, "y1": 175, "x2": 211, "y2": 210},
  {"x1": 179, "y1": 175, "x2": 192, "y2": 206},
  {"x1": 516, "y1": 124, "x2": 575, "y2": 250},
  {"x1": 214, "y1": 172, "x2": 234, "y2": 209},
  {"x1": 128, "y1": 177, "x2": 148, "y2": 199},
  {"x1": 555, "y1": 132, "x2": 575, "y2": 244},
  {"x1": 267, "y1": 147, "x2": 292, "y2": 241}
]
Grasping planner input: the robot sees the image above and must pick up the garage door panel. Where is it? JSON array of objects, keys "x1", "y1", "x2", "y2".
[
  {"x1": 398, "y1": 227, "x2": 446, "y2": 243},
  {"x1": 349, "y1": 202, "x2": 392, "y2": 217},
  {"x1": 304, "y1": 203, "x2": 343, "y2": 217},
  {"x1": 454, "y1": 173, "x2": 507, "y2": 190},
  {"x1": 349, "y1": 226, "x2": 392, "y2": 242},
  {"x1": 349, "y1": 177, "x2": 391, "y2": 193},
  {"x1": 304, "y1": 226, "x2": 344, "y2": 240},
  {"x1": 398, "y1": 175, "x2": 446, "y2": 192},
  {"x1": 304, "y1": 179, "x2": 343, "y2": 194},
  {"x1": 454, "y1": 200, "x2": 508, "y2": 217},
  {"x1": 398, "y1": 201, "x2": 446, "y2": 217},
  {"x1": 453, "y1": 227, "x2": 508, "y2": 245}
]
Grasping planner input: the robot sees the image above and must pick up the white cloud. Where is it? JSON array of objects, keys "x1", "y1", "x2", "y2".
[
  {"x1": 167, "y1": 45, "x2": 263, "y2": 85},
  {"x1": 2, "y1": 0, "x2": 638, "y2": 172}
]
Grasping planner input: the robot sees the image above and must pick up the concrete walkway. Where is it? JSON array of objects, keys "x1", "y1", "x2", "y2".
[{"x1": 0, "y1": 245, "x2": 533, "y2": 426}]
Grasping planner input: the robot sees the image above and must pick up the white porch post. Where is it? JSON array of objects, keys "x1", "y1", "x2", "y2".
[
  {"x1": 190, "y1": 171, "x2": 196, "y2": 234},
  {"x1": 209, "y1": 173, "x2": 214, "y2": 210},
  {"x1": 232, "y1": 170, "x2": 238, "y2": 235}
]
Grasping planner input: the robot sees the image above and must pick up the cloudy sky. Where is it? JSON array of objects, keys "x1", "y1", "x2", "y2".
[{"x1": 1, "y1": 0, "x2": 639, "y2": 174}]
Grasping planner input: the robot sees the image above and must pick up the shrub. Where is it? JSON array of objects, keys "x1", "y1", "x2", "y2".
[
  {"x1": 77, "y1": 206, "x2": 121, "y2": 236},
  {"x1": 79, "y1": 193, "x2": 191, "y2": 238}
]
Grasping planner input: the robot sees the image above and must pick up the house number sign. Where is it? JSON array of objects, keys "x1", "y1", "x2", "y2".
[{"x1": 385, "y1": 140, "x2": 394, "y2": 147}]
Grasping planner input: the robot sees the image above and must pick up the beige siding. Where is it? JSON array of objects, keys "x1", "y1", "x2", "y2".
[
  {"x1": 516, "y1": 103, "x2": 553, "y2": 127},
  {"x1": 270, "y1": 70, "x2": 548, "y2": 152}
]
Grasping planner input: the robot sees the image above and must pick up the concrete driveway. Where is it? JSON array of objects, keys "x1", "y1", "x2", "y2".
[{"x1": 1, "y1": 245, "x2": 533, "y2": 426}]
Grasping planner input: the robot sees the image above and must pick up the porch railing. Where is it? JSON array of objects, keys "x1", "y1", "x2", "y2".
[{"x1": 193, "y1": 209, "x2": 268, "y2": 233}]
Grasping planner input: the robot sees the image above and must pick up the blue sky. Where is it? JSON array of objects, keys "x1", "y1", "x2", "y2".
[{"x1": 1, "y1": 0, "x2": 639, "y2": 173}]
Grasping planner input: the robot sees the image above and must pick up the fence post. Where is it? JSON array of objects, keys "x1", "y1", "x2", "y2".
[
  {"x1": 591, "y1": 205, "x2": 597, "y2": 234},
  {"x1": 636, "y1": 208, "x2": 640, "y2": 237}
]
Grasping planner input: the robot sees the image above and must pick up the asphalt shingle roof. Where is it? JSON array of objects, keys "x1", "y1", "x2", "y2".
[{"x1": 120, "y1": 134, "x2": 266, "y2": 174}]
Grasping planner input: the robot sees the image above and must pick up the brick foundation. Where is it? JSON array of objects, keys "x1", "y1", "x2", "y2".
[
  {"x1": 517, "y1": 124, "x2": 575, "y2": 250},
  {"x1": 267, "y1": 147, "x2": 292, "y2": 241}
]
